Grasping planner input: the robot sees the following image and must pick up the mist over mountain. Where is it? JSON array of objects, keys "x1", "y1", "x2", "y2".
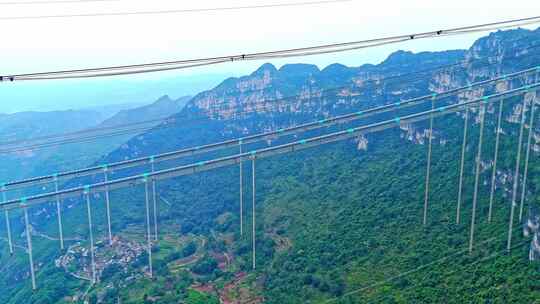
[
  {"x1": 99, "y1": 95, "x2": 191, "y2": 128},
  {"x1": 0, "y1": 73, "x2": 225, "y2": 114},
  {"x1": 1, "y1": 28, "x2": 540, "y2": 303},
  {"x1": 0, "y1": 94, "x2": 191, "y2": 187},
  {"x1": 0, "y1": 109, "x2": 107, "y2": 183},
  {"x1": 0, "y1": 109, "x2": 106, "y2": 141},
  {"x1": 81, "y1": 102, "x2": 150, "y2": 121}
]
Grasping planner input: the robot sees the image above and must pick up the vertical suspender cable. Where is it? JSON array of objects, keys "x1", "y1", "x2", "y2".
[
  {"x1": 488, "y1": 98, "x2": 505, "y2": 223},
  {"x1": 239, "y1": 141, "x2": 244, "y2": 236},
  {"x1": 144, "y1": 177, "x2": 153, "y2": 277},
  {"x1": 457, "y1": 108, "x2": 470, "y2": 224},
  {"x1": 469, "y1": 102, "x2": 486, "y2": 253},
  {"x1": 423, "y1": 96, "x2": 435, "y2": 226},
  {"x1": 85, "y1": 189, "x2": 97, "y2": 284},
  {"x1": 54, "y1": 177, "x2": 64, "y2": 250},
  {"x1": 103, "y1": 168, "x2": 113, "y2": 245},
  {"x1": 2, "y1": 187, "x2": 13, "y2": 254},
  {"x1": 519, "y1": 90, "x2": 539, "y2": 222},
  {"x1": 151, "y1": 160, "x2": 158, "y2": 241},
  {"x1": 252, "y1": 156, "x2": 256, "y2": 270},
  {"x1": 507, "y1": 92, "x2": 529, "y2": 251},
  {"x1": 23, "y1": 203, "x2": 36, "y2": 290}
]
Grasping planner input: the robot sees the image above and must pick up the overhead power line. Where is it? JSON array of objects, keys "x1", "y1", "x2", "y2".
[
  {"x1": 0, "y1": 0, "x2": 117, "y2": 5},
  {"x1": 1, "y1": 15, "x2": 539, "y2": 81},
  {"x1": 1, "y1": 37, "x2": 539, "y2": 158},
  {"x1": 0, "y1": 0, "x2": 351, "y2": 17},
  {"x1": 1, "y1": 59, "x2": 537, "y2": 156},
  {"x1": 7, "y1": 39, "x2": 531, "y2": 146}
]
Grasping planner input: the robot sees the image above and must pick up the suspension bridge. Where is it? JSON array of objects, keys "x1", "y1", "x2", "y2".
[
  {"x1": 0, "y1": 15, "x2": 539, "y2": 301},
  {"x1": 0, "y1": 66, "x2": 539, "y2": 290}
]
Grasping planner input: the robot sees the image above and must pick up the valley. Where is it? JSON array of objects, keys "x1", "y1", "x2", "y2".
[{"x1": 1, "y1": 27, "x2": 540, "y2": 303}]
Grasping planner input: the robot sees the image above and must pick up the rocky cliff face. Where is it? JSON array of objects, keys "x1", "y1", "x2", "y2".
[
  {"x1": 159, "y1": 28, "x2": 539, "y2": 158},
  {"x1": 524, "y1": 208, "x2": 540, "y2": 261},
  {"x1": 97, "y1": 28, "x2": 540, "y2": 192},
  {"x1": 183, "y1": 29, "x2": 538, "y2": 121},
  {"x1": 185, "y1": 50, "x2": 468, "y2": 121}
]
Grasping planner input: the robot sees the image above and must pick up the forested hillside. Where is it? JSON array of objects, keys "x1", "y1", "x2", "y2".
[{"x1": 1, "y1": 28, "x2": 540, "y2": 303}]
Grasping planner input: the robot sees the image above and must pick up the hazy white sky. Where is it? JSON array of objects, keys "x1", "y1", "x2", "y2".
[{"x1": 1, "y1": 0, "x2": 540, "y2": 112}]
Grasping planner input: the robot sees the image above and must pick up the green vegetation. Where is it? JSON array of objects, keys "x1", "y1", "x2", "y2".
[
  {"x1": 192, "y1": 256, "x2": 218, "y2": 275},
  {"x1": 185, "y1": 289, "x2": 219, "y2": 304}
]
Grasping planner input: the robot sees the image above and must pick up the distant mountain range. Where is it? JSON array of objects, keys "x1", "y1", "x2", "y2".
[
  {"x1": 0, "y1": 95, "x2": 191, "y2": 185},
  {"x1": 0, "y1": 73, "x2": 226, "y2": 113},
  {"x1": 99, "y1": 95, "x2": 190, "y2": 128}
]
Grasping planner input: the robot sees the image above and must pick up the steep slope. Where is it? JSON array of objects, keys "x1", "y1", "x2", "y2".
[{"x1": 2, "y1": 28, "x2": 540, "y2": 303}]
